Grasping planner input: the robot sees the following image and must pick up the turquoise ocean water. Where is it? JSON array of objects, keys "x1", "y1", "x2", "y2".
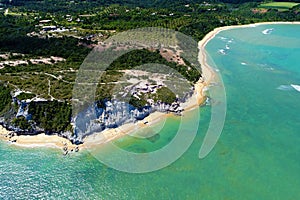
[{"x1": 1, "y1": 24, "x2": 300, "y2": 199}]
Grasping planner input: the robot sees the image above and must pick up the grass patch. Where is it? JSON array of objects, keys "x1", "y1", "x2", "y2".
[
  {"x1": 259, "y1": 2, "x2": 299, "y2": 11},
  {"x1": 16, "y1": 92, "x2": 36, "y2": 101}
]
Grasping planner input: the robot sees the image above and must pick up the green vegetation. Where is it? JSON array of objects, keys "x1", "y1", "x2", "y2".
[
  {"x1": 109, "y1": 49, "x2": 201, "y2": 83},
  {"x1": 95, "y1": 83, "x2": 116, "y2": 102},
  {"x1": 28, "y1": 100, "x2": 72, "y2": 133},
  {"x1": 259, "y1": 2, "x2": 299, "y2": 11},
  {"x1": 128, "y1": 86, "x2": 176, "y2": 108},
  {"x1": 16, "y1": 92, "x2": 35, "y2": 100},
  {"x1": 0, "y1": 35, "x2": 90, "y2": 60},
  {"x1": 12, "y1": 116, "x2": 32, "y2": 131},
  {"x1": 155, "y1": 87, "x2": 177, "y2": 104},
  {"x1": 0, "y1": 84, "x2": 11, "y2": 114},
  {"x1": 129, "y1": 96, "x2": 148, "y2": 109}
]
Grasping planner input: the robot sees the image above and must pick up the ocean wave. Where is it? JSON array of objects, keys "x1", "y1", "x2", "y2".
[
  {"x1": 257, "y1": 63, "x2": 275, "y2": 71},
  {"x1": 277, "y1": 85, "x2": 293, "y2": 91},
  {"x1": 218, "y1": 37, "x2": 234, "y2": 43},
  {"x1": 262, "y1": 28, "x2": 274, "y2": 35},
  {"x1": 291, "y1": 84, "x2": 300, "y2": 92},
  {"x1": 218, "y1": 36, "x2": 228, "y2": 41},
  {"x1": 218, "y1": 49, "x2": 226, "y2": 55},
  {"x1": 258, "y1": 63, "x2": 268, "y2": 67},
  {"x1": 225, "y1": 45, "x2": 230, "y2": 50},
  {"x1": 241, "y1": 62, "x2": 247, "y2": 65},
  {"x1": 205, "y1": 97, "x2": 211, "y2": 106},
  {"x1": 265, "y1": 67, "x2": 274, "y2": 71}
]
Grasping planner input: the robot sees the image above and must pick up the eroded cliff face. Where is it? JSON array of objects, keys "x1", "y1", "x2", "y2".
[
  {"x1": 73, "y1": 98, "x2": 187, "y2": 142},
  {"x1": 1, "y1": 97, "x2": 73, "y2": 139},
  {"x1": 1, "y1": 92, "x2": 192, "y2": 144},
  {"x1": 1, "y1": 98, "x2": 43, "y2": 135}
]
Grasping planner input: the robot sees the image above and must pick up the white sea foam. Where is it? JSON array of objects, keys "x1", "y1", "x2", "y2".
[
  {"x1": 257, "y1": 63, "x2": 275, "y2": 71},
  {"x1": 277, "y1": 85, "x2": 293, "y2": 91},
  {"x1": 265, "y1": 67, "x2": 274, "y2": 71},
  {"x1": 218, "y1": 36, "x2": 228, "y2": 41},
  {"x1": 225, "y1": 45, "x2": 230, "y2": 50},
  {"x1": 218, "y1": 49, "x2": 226, "y2": 55},
  {"x1": 258, "y1": 63, "x2": 268, "y2": 67},
  {"x1": 262, "y1": 28, "x2": 274, "y2": 35},
  {"x1": 241, "y1": 62, "x2": 247, "y2": 65},
  {"x1": 205, "y1": 97, "x2": 211, "y2": 106},
  {"x1": 291, "y1": 84, "x2": 300, "y2": 92}
]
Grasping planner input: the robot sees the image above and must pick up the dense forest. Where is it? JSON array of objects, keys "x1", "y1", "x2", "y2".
[
  {"x1": 28, "y1": 100, "x2": 72, "y2": 133},
  {"x1": 0, "y1": 84, "x2": 11, "y2": 115}
]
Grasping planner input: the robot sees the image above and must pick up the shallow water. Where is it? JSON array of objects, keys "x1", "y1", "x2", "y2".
[{"x1": 1, "y1": 24, "x2": 300, "y2": 199}]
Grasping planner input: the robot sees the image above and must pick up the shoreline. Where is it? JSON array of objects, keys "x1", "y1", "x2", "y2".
[
  {"x1": 1, "y1": 21, "x2": 299, "y2": 151},
  {"x1": 0, "y1": 126, "x2": 80, "y2": 151}
]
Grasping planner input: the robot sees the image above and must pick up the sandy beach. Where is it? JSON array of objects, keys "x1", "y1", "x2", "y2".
[
  {"x1": 0, "y1": 126, "x2": 80, "y2": 150},
  {"x1": 1, "y1": 21, "x2": 299, "y2": 151},
  {"x1": 0, "y1": 125, "x2": 12, "y2": 139},
  {"x1": 83, "y1": 112, "x2": 173, "y2": 148},
  {"x1": 12, "y1": 134, "x2": 78, "y2": 149}
]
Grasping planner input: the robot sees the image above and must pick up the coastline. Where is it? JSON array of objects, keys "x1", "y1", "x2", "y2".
[
  {"x1": 1, "y1": 21, "x2": 299, "y2": 151},
  {"x1": 78, "y1": 38, "x2": 218, "y2": 149},
  {"x1": 0, "y1": 126, "x2": 79, "y2": 151}
]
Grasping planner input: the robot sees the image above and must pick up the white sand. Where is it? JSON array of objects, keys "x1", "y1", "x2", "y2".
[{"x1": 0, "y1": 127, "x2": 79, "y2": 150}]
